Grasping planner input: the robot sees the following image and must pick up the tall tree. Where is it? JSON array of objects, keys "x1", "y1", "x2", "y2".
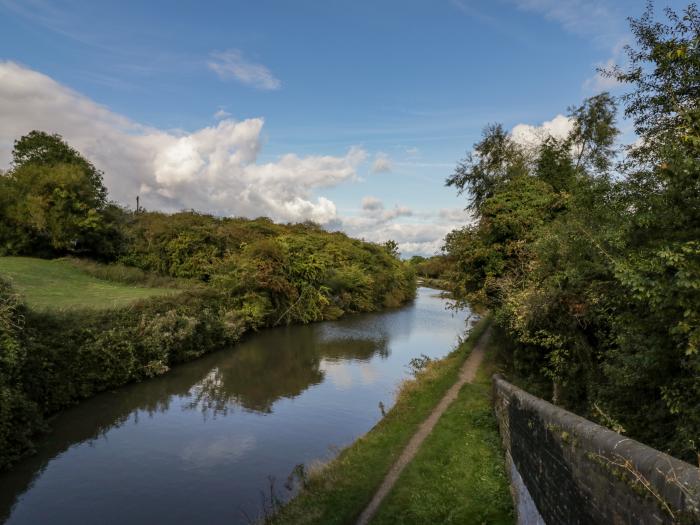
[
  {"x1": 606, "y1": 2, "x2": 700, "y2": 163},
  {"x1": 1, "y1": 131, "x2": 122, "y2": 258},
  {"x1": 567, "y1": 93, "x2": 618, "y2": 173},
  {"x1": 446, "y1": 124, "x2": 529, "y2": 214},
  {"x1": 11, "y1": 131, "x2": 107, "y2": 205}
]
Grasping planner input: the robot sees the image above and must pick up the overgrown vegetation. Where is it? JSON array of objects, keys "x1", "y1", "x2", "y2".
[
  {"x1": 407, "y1": 254, "x2": 454, "y2": 290},
  {"x1": 267, "y1": 319, "x2": 495, "y2": 524},
  {"x1": 443, "y1": 3, "x2": 700, "y2": 463},
  {"x1": 0, "y1": 132, "x2": 415, "y2": 470}
]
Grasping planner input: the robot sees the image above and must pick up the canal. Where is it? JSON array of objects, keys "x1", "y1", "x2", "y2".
[{"x1": 0, "y1": 287, "x2": 473, "y2": 524}]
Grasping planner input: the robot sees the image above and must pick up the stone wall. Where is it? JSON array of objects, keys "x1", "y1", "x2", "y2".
[{"x1": 492, "y1": 375, "x2": 700, "y2": 525}]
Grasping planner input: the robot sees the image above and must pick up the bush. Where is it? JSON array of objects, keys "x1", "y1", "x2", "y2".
[{"x1": 0, "y1": 278, "x2": 43, "y2": 469}]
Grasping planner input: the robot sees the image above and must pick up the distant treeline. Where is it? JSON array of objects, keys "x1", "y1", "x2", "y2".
[
  {"x1": 443, "y1": 4, "x2": 700, "y2": 463},
  {"x1": 0, "y1": 132, "x2": 415, "y2": 470}
]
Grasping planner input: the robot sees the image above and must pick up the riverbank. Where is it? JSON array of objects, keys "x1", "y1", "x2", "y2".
[
  {"x1": 0, "y1": 249, "x2": 415, "y2": 471},
  {"x1": 269, "y1": 317, "x2": 513, "y2": 524}
]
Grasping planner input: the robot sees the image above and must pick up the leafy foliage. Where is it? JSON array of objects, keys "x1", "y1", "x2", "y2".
[
  {"x1": 118, "y1": 211, "x2": 415, "y2": 323},
  {"x1": 444, "y1": 3, "x2": 700, "y2": 463},
  {"x1": 0, "y1": 131, "x2": 122, "y2": 259}
]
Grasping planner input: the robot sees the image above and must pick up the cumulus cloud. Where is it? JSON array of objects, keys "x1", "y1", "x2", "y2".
[
  {"x1": 207, "y1": 49, "x2": 281, "y2": 91},
  {"x1": 360, "y1": 197, "x2": 411, "y2": 220},
  {"x1": 511, "y1": 114, "x2": 574, "y2": 149},
  {"x1": 439, "y1": 207, "x2": 471, "y2": 223},
  {"x1": 335, "y1": 197, "x2": 465, "y2": 257},
  {"x1": 0, "y1": 60, "x2": 464, "y2": 257},
  {"x1": 371, "y1": 152, "x2": 392, "y2": 173},
  {"x1": 346, "y1": 220, "x2": 457, "y2": 257},
  {"x1": 0, "y1": 61, "x2": 364, "y2": 224}
]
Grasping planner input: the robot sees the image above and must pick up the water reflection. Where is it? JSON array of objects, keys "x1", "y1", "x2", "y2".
[
  {"x1": 186, "y1": 323, "x2": 390, "y2": 415},
  {"x1": 0, "y1": 288, "x2": 469, "y2": 525}
]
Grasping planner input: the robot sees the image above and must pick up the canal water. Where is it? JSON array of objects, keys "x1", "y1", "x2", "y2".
[{"x1": 0, "y1": 288, "x2": 473, "y2": 524}]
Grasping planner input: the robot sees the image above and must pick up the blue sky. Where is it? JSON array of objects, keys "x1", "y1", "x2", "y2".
[{"x1": 0, "y1": 0, "x2": 687, "y2": 255}]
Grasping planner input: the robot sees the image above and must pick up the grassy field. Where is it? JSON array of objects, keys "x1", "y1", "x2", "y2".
[
  {"x1": 268, "y1": 317, "x2": 513, "y2": 524},
  {"x1": 0, "y1": 256, "x2": 180, "y2": 310}
]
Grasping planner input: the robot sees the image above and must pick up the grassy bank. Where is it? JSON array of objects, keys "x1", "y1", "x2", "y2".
[
  {"x1": 0, "y1": 257, "x2": 179, "y2": 310},
  {"x1": 372, "y1": 329, "x2": 513, "y2": 524},
  {"x1": 269, "y1": 317, "x2": 510, "y2": 524}
]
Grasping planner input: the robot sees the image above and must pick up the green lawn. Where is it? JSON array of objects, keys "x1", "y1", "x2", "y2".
[
  {"x1": 269, "y1": 318, "x2": 513, "y2": 525},
  {"x1": 0, "y1": 256, "x2": 180, "y2": 310}
]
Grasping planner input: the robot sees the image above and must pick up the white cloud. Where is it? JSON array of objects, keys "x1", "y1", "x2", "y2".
[
  {"x1": 583, "y1": 59, "x2": 623, "y2": 92},
  {"x1": 354, "y1": 197, "x2": 412, "y2": 222},
  {"x1": 207, "y1": 49, "x2": 281, "y2": 91},
  {"x1": 0, "y1": 61, "x2": 364, "y2": 224},
  {"x1": 371, "y1": 152, "x2": 392, "y2": 173},
  {"x1": 336, "y1": 197, "x2": 465, "y2": 257},
  {"x1": 511, "y1": 114, "x2": 574, "y2": 149},
  {"x1": 0, "y1": 61, "x2": 466, "y2": 257},
  {"x1": 438, "y1": 207, "x2": 471, "y2": 223},
  {"x1": 213, "y1": 108, "x2": 231, "y2": 120},
  {"x1": 352, "y1": 221, "x2": 455, "y2": 257}
]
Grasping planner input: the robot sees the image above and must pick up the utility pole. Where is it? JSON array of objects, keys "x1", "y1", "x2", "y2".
[{"x1": 136, "y1": 195, "x2": 140, "y2": 213}]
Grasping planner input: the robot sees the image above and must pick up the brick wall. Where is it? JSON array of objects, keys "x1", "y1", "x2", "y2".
[{"x1": 493, "y1": 375, "x2": 700, "y2": 525}]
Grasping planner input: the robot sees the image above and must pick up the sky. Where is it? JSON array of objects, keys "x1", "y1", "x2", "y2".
[{"x1": 0, "y1": 0, "x2": 688, "y2": 256}]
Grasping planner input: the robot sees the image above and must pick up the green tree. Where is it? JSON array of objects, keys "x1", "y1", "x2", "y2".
[
  {"x1": 383, "y1": 240, "x2": 400, "y2": 259},
  {"x1": 1, "y1": 131, "x2": 123, "y2": 258},
  {"x1": 444, "y1": 2, "x2": 700, "y2": 463},
  {"x1": 6, "y1": 164, "x2": 106, "y2": 253},
  {"x1": 446, "y1": 124, "x2": 529, "y2": 214},
  {"x1": 567, "y1": 93, "x2": 618, "y2": 173},
  {"x1": 606, "y1": 2, "x2": 700, "y2": 163},
  {"x1": 12, "y1": 131, "x2": 107, "y2": 205}
]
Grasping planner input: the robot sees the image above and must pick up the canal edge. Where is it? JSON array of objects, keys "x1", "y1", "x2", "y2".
[{"x1": 355, "y1": 325, "x2": 492, "y2": 525}]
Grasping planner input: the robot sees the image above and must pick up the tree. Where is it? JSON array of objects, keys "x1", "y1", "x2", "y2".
[
  {"x1": 446, "y1": 124, "x2": 529, "y2": 214},
  {"x1": 1, "y1": 131, "x2": 122, "y2": 258},
  {"x1": 443, "y1": 2, "x2": 700, "y2": 463},
  {"x1": 567, "y1": 93, "x2": 619, "y2": 173},
  {"x1": 12, "y1": 131, "x2": 107, "y2": 205},
  {"x1": 383, "y1": 240, "x2": 400, "y2": 259},
  {"x1": 6, "y1": 163, "x2": 106, "y2": 253},
  {"x1": 605, "y1": 2, "x2": 700, "y2": 164}
]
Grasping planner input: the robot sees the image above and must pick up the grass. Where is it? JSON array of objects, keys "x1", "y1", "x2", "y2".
[
  {"x1": 62, "y1": 257, "x2": 195, "y2": 289},
  {"x1": 0, "y1": 256, "x2": 180, "y2": 311},
  {"x1": 268, "y1": 317, "x2": 512, "y2": 525},
  {"x1": 372, "y1": 331, "x2": 514, "y2": 524}
]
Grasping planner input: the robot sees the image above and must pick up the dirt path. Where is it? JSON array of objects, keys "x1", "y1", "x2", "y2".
[{"x1": 355, "y1": 326, "x2": 491, "y2": 525}]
